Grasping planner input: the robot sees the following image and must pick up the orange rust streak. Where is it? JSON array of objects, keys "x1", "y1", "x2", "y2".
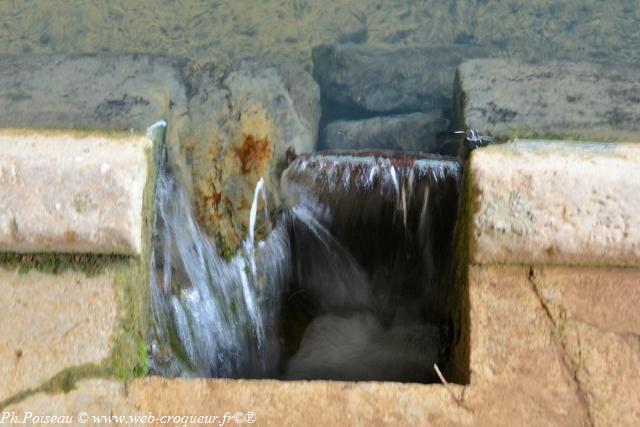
[{"x1": 236, "y1": 135, "x2": 271, "y2": 175}]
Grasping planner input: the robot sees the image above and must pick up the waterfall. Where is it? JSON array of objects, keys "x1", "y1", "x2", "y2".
[
  {"x1": 149, "y1": 149, "x2": 461, "y2": 382},
  {"x1": 149, "y1": 150, "x2": 290, "y2": 378}
]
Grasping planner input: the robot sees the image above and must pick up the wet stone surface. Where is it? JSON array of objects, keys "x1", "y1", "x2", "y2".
[
  {"x1": 455, "y1": 58, "x2": 640, "y2": 141},
  {"x1": 0, "y1": 54, "x2": 187, "y2": 132},
  {"x1": 313, "y1": 43, "x2": 488, "y2": 117},
  {"x1": 320, "y1": 111, "x2": 448, "y2": 152},
  {"x1": 312, "y1": 43, "x2": 487, "y2": 154}
]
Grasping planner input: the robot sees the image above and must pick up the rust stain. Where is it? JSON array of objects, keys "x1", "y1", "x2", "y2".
[{"x1": 236, "y1": 135, "x2": 271, "y2": 175}]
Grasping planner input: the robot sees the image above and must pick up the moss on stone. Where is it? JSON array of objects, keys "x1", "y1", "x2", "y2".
[
  {"x1": 0, "y1": 252, "x2": 126, "y2": 276},
  {"x1": 0, "y1": 363, "x2": 109, "y2": 410},
  {"x1": 109, "y1": 133, "x2": 163, "y2": 381},
  {"x1": 109, "y1": 260, "x2": 148, "y2": 380},
  {"x1": 449, "y1": 156, "x2": 478, "y2": 384}
]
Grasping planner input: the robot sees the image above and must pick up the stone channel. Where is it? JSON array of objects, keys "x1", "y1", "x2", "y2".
[{"x1": 0, "y1": 49, "x2": 639, "y2": 426}]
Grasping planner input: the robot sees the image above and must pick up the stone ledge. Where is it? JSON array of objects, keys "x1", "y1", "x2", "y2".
[
  {"x1": 5, "y1": 264, "x2": 637, "y2": 426},
  {"x1": 0, "y1": 131, "x2": 150, "y2": 255},
  {"x1": 469, "y1": 139, "x2": 640, "y2": 267},
  {"x1": 461, "y1": 265, "x2": 640, "y2": 427},
  {"x1": 5, "y1": 378, "x2": 471, "y2": 426},
  {"x1": 455, "y1": 58, "x2": 640, "y2": 141},
  {"x1": 0, "y1": 268, "x2": 119, "y2": 403}
]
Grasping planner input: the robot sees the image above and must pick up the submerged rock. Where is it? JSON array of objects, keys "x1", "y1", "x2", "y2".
[
  {"x1": 312, "y1": 43, "x2": 488, "y2": 115},
  {"x1": 321, "y1": 111, "x2": 448, "y2": 152},
  {"x1": 285, "y1": 312, "x2": 441, "y2": 382},
  {"x1": 455, "y1": 58, "x2": 640, "y2": 141},
  {"x1": 0, "y1": 53, "x2": 187, "y2": 131}
]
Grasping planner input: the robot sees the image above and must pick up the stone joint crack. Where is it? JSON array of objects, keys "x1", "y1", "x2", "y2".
[{"x1": 526, "y1": 266, "x2": 595, "y2": 427}]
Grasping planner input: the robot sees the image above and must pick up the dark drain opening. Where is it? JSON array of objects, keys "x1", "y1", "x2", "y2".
[{"x1": 279, "y1": 151, "x2": 462, "y2": 383}]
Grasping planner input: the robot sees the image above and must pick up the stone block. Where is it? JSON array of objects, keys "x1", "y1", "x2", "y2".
[
  {"x1": 566, "y1": 321, "x2": 640, "y2": 427},
  {"x1": 464, "y1": 265, "x2": 589, "y2": 426},
  {"x1": 321, "y1": 112, "x2": 448, "y2": 152},
  {"x1": 469, "y1": 139, "x2": 640, "y2": 267},
  {"x1": 129, "y1": 379, "x2": 471, "y2": 427},
  {"x1": 0, "y1": 131, "x2": 151, "y2": 255},
  {"x1": 0, "y1": 54, "x2": 186, "y2": 132},
  {"x1": 171, "y1": 57, "x2": 319, "y2": 255},
  {"x1": 455, "y1": 59, "x2": 640, "y2": 141},
  {"x1": 529, "y1": 267, "x2": 640, "y2": 427},
  {"x1": 0, "y1": 269, "x2": 118, "y2": 403},
  {"x1": 532, "y1": 267, "x2": 640, "y2": 335},
  {"x1": 6, "y1": 378, "x2": 471, "y2": 427},
  {"x1": 4, "y1": 380, "x2": 135, "y2": 422},
  {"x1": 313, "y1": 43, "x2": 487, "y2": 115},
  {"x1": 462, "y1": 265, "x2": 640, "y2": 426}
]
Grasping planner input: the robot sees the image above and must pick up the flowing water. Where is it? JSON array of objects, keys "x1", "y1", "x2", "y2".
[
  {"x1": 150, "y1": 149, "x2": 291, "y2": 378},
  {"x1": 151, "y1": 149, "x2": 461, "y2": 382},
  {"x1": 4, "y1": 0, "x2": 637, "y2": 383},
  {"x1": 280, "y1": 153, "x2": 461, "y2": 382}
]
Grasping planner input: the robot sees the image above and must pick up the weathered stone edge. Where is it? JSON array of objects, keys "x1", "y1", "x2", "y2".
[
  {"x1": 454, "y1": 58, "x2": 640, "y2": 143},
  {"x1": 466, "y1": 140, "x2": 640, "y2": 268},
  {"x1": 0, "y1": 125, "x2": 164, "y2": 409}
]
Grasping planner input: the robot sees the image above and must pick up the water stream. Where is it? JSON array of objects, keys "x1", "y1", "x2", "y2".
[
  {"x1": 149, "y1": 149, "x2": 291, "y2": 378},
  {"x1": 150, "y1": 150, "x2": 461, "y2": 382}
]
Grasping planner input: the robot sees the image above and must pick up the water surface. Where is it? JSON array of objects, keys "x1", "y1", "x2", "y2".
[{"x1": 2, "y1": 1, "x2": 639, "y2": 66}]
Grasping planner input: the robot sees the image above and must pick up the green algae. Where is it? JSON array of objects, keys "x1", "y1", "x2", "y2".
[
  {"x1": 0, "y1": 363, "x2": 109, "y2": 410},
  {"x1": 109, "y1": 127, "x2": 165, "y2": 381},
  {"x1": 0, "y1": 253, "x2": 125, "y2": 276},
  {"x1": 448, "y1": 155, "x2": 479, "y2": 385}
]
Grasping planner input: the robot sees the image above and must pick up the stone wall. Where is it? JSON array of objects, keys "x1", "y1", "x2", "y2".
[
  {"x1": 0, "y1": 127, "x2": 161, "y2": 405},
  {"x1": 1, "y1": 55, "x2": 639, "y2": 426},
  {"x1": 455, "y1": 141, "x2": 640, "y2": 426}
]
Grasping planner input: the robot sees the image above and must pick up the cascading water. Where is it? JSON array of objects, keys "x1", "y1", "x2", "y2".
[
  {"x1": 149, "y1": 149, "x2": 291, "y2": 378},
  {"x1": 149, "y1": 148, "x2": 462, "y2": 383},
  {"x1": 280, "y1": 152, "x2": 461, "y2": 382}
]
